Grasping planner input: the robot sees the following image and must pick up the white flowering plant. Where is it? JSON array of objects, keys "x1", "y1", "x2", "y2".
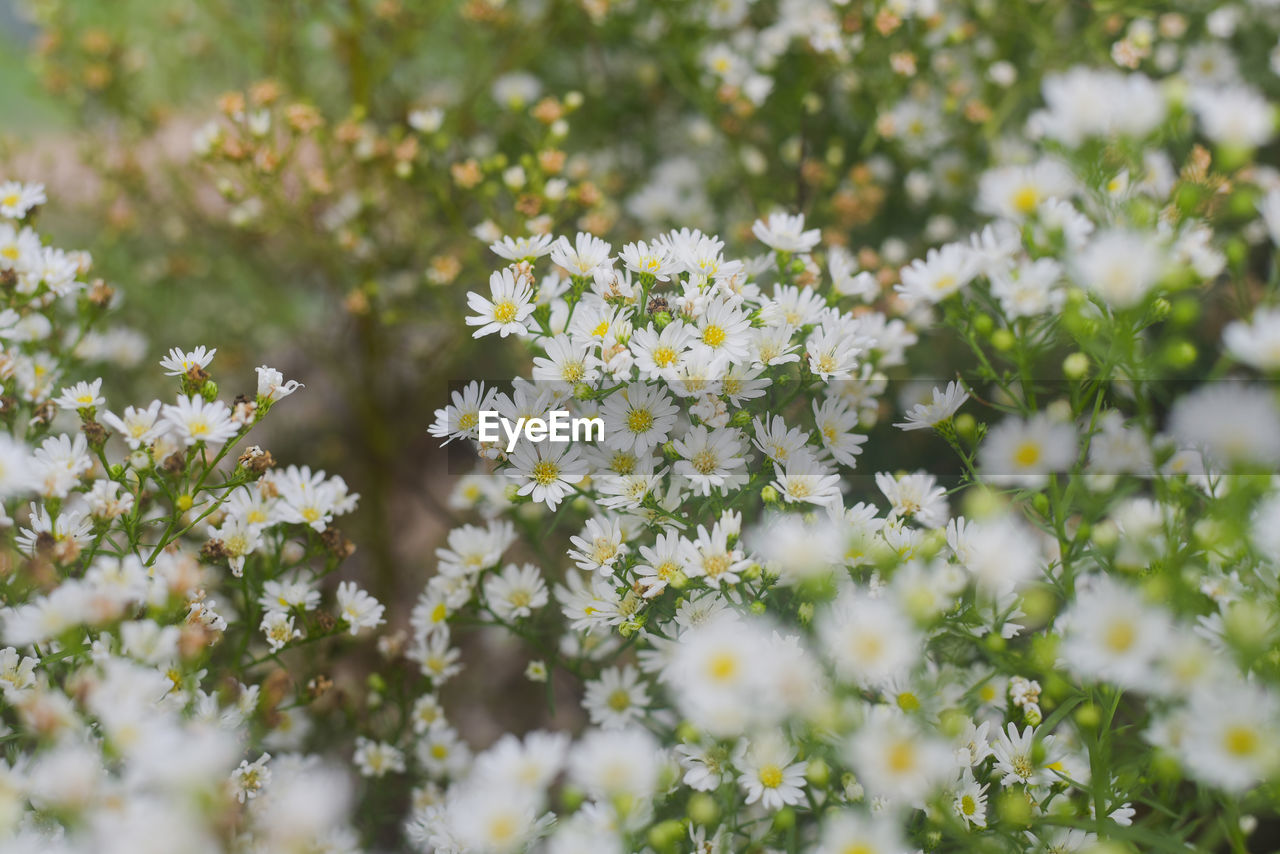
[
  {"x1": 7, "y1": 0, "x2": 1280, "y2": 853},
  {"x1": 404, "y1": 71, "x2": 1280, "y2": 854},
  {"x1": 0, "y1": 191, "x2": 389, "y2": 852}
]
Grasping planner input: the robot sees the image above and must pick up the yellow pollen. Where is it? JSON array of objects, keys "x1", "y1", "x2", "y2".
[
  {"x1": 886, "y1": 740, "x2": 916, "y2": 773},
  {"x1": 759, "y1": 764, "x2": 783, "y2": 788},
  {"x1": 302, "y1": 507, "x2": 321, "y2": 523},
  {"x1": 707, "y1": 651, "x2": 737, "y2": 681},
  {"x1": 961, "y1": 794, "x2": 977, "y2": 815},
  {"x1": 492, "y1": 300, "x2": 518, "y2": 323},
  {"x1": 591, "y1": 320, "x2": 610, "y2": 337},
  {"x1": 703, "y1": 325, "x2": 726, "y2": 347},
  {"x1": 561, "y1": 363, "x2": 585, "y2": 383},
  {"x1": 933, "y1": 274, "x2": 956, "y2": 293},
  {"x1": 531, "y1": 460, "x2": 560, "y2": 486},
  {"x1": 607, "y1": 689, "x2": 631, "y2": 711},
  {"x1": 458, "y1": 411, "x2": 478, "y2": 431},
  {"x1": 431, "y1": 602, "x2": 448, "y2": 623},
  {"x1": 0, "y1": 246, "x2": 17, "y2": 260},
  {"x1": 1013, "y1": 185, "x2": 1039, "y2": 214},
  {"x1": 1223, "y1": 725, "x2": 1259, "y2": 757},
  {"x1": 626, "y1": 408, "x2": 654, "y2": 433},
  {"x1": 1013, "y1": 441, "x2": 1041, "y2": 467},
  {"x1": 704, "y1": 554, "x2": 731, "y2": 577},
  {"x1": 430, "y1": 744, "x2": 448, "y2": 760},
  {"x1": 691, "y1": 449, "x2": 718, "y2": 475},
  {"x1": 1, "y1": 194, "x2": 18, "y2": 208},
  {"x1": 1103, "y1": 620, "x2": 1136, "y2": 653},
  {"x1": 896, "y1": 691, "x2": 920, "y2": 711},
  {"x1": 653, "y1": 346, "x2": 678, "y2": 367}
]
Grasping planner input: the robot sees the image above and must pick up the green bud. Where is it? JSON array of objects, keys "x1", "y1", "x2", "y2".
[
  {"x1": 200, "y1": 380, "x2": 219, "y2": 402},
  {"x1": 560, "y1": 785, "x2": 585, "y2": 811},
  {"x1": 773, "y1": 807, "x2": 796, "y2": 831},
  {"x1": 991, "y1": 328, "x2": 1015, "y2": 351},
  {"x1": 805, "y1": 758, "x2": 830, "y2": 787},
  {"x1": 367, "y1": 673, "x2": 387, "y2": 693},
  {"x1": 1032, "y1": 492, "x2": 1050, "y2": 516},
  {"x1": 797, "y1": 601, "x2": 814, "y2": 624},
  {"x1": 972, "y1": 313, "x2": 994, "y2": 336},
  {"x1": 953, "y1": 413, "x2": 977, "y2": 441},
  {"x1": 749, "y1": 600, "x2": 766, "y2": 616},
  {"x1": 687, "y1": 792, "x2": 719, "y2": 826},
  {"x1": 662, "y1": 441, "x2": 680, "y2": 461},
  {"x1": 730, "y1": 409, "x2": 753, "y2": 428},
  {"x1": 1062, "y1": 352, "x2": 1089, "y2": 380},
  {"x1": 1163, "y1": 340, "x2": 1197, "y2": 370},
  {"x1": 761, "y1": 485, "x2": 780, "y2": 504},
  {"x1": 1175, "y1": 183, "x2": 1202, "y2": 215},
  {"x1": 653, "y1": 310, "x2": 673, "y2": 329},
  {"x1": 1075, "y1": 702, "x2": 1100, "y2": 729},
  {"x1": 997, "y1": 789, "x2": 1033, "y2": 827},
  {"x1": 1170, "y1": 297, "x2": 1200, "y2": 328},
  {"x1": 647, "y1": 819, "x2": 684, "y2": 851},
  {"x1": 675, "y1": 722, "x2": 699, "y2": 743},
  {"x1": 572, "y1": 382, "x2": 594, "y2": 401},
  {"x1": 1226, "y1": 237, "x2": 1248, "y2": 268},
  {"x1": 984, "y1": 633, "x2": 1006, "y2": 653},
  {"x1": 108, "y1": 464, "x2": 125, "y2": 480}
]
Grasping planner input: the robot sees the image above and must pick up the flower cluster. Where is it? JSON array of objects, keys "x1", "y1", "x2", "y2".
[
  {"x1": 405, "y1": 61, "x2": 1280, "y2": 854},
  {"x1": 0, "y1": 188, "x2": 383, "y2": 853}
]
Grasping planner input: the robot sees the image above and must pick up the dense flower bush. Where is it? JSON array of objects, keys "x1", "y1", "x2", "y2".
[
  {"x1": 0, "y1": 191, "x2": 383, "y2": 852},
  {"x1": 5, "y1": 0, "x2": 1280, "y2": 852}
]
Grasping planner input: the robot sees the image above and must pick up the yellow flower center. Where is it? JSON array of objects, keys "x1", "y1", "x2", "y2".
[
  {"x1": 707, "y1": 651, "x2": 737, "y2": 681},
  {"x1": 1013, "y1": 185, "x2": 1039, "y2": 214},
  {"x1": 531, "y1": 460, "x2": 560, "y2": 486},
  {"x1": 961, "y1": 794, "x2": 977, "y2": 815},
  {"x1": 703, "y1": 554, "x2": 730, "y2": 578},
  {"x1": 1223, "y1": 725, "x2": 1260, "y2": 757},
  {"x1": 492, "y1": 300, "x2": 518, "y2": 323},
  {"x1": 626, "y1": 408, "x2": 654, "y2": 433},
  {"x1": 608, "y1": 689, "x2": 631, "y2": 711},
  {"x1": 691, "y1": 449, "x2": 718, "y2": 475},
  {"x1": 1013, "y1": 441, "x2": 1041, "y2": 467},
  {"x1": 458, "y1": 411, "x2": 478, "y2": 431},
  {"x1": 886, "y1": 740, "x2": 917, "y2": 773},
  {"x1": 653, "y1": 346, "x2": 678, "y2": 367},
  {"x1": 1103, "y1": 620, "x2": 1136, "y2": 653},
  {"x1": 759, "y1": 764, "x2": 783, "y2": 788},
  {"x1": 703, "y1": 325, "x2": 726, "y2": 347}
]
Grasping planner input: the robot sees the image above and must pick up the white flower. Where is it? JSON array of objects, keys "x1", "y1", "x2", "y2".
[
  {"x1": 952, "y1": 769, "x2": 989, "y2": 828},
  {"x1": 893, "y1": 381, "x2": 969, "y2": 431},
  {"x1": 634, "y1": 532, "x2": 687, "y2": 598},
  {"x1": 429, "y1": 380, "x2": 499, "y2": 444},
  {"x1": 896, "y1": 242, "x2": 979, "y2": 304},
  {"x1": 751, "y1": 211, "x2": 821, "y2": 253},
  {"x1": 682, "y1": 521, "x2": 750, "y2": 588},
  {"x1": 1071, "y1": 229, "x2": 1166, "y2": 308},
  {"x1": 979, "y1": 413, "x2": 1078, "y2": 489},
  {"x1": 1178, "y1": 681, "x2": 1280, "y2": 791},
  {"x1": 506, "y1": 441, "x2": 588, "y2": 509},
  {"x1": 600, "y1": 382, "x2": 679, "y2": 453},
  {"x1": 256, "y1": 365, "x2": 303, "y2": 402},
  {"x1": 619, "y1": 240, "x2": 676, "y2": 280},
  {"x1": 102, "y1": 402, "x2": 165, "y2": 449},
  {"x1": 1168, "y1": 384, "x2": 1280, "y2": 469},
  {"x1": 159, "y1": 345, "x2": 216, "y2": 376},
  {"x1": 818, "y1": 589, "x2": 920, "y2": 689},
  {"x1": 977, "y1": 159, "x2": 1076, "y2": 219},
  {"x1": 54, "y1": 378, "x2": 104, "y2": 411},
  {"x1": 162, "y1": 394, "x2": 238, "y2": 446},
  {"x1": 484, "y1": 563, "x2": 548, "y2": 621},
  {"x1": 354, "y1": 737, "x2": 405, "y2": 777},
  {"x1": 490, "y1": 233, "x2": 554, "y2": 261},
  {"x1": 567, "y1": 516, "x2": 628, "y2": 573},
  {"x1": 736, "y1": 733, "x2": 807, "y2": 810},
  {"x1": 1059, "y1": 576, "x2": 1173, "y2": 689},
  {"x1": 991, "y1": 722, "x2": 1063, "y2": 788},
  {"x1": 672, "y1": 425, "x2": 747, "y2": 496},
  {"x1": 466, "y1": 268, "x2": 536, "y2": 338},
  {"x1": 567, "y1": 727, "x2": 664, "y2": 800},
  {"x1": 1190, "y1": 85, "x2": 1276, "y2": 148},
  {"x1": 550, "y1": 232, "x2": 613, "y2": 277},
  {"x1": 260, "y1": 611, "x2": 302, "y2": 652},
  {"x1": 583, "y1": 665, "x2": 650, "y2": 729},
  {"x1": 771, "y1": 453, "x2": 842, "y2": 508},
  {"x1": 0, "y1": 181, "x2": 47, "y2": 219},
  {"x1": 815, "y1": 811, "x2": 908, "y2": 854},
  {"x1": 1226, "y1": 307, "x2": 1280, "y2": 372},
  {"x1": 875, "y1": 471, "x2": 949, "y2": 528},
  {"x1": 231, "y1": 753, "x2": 272, "y2": 803},
  {"x1": 1035, "y1": 67, "x2": 1166, "y2": 146},
  {"x1": 848, "y1": 707, "x2": 953, "y2": 802},
  {"x1": 336, "y1": 581, "x2": 385, "y2": 635}
]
